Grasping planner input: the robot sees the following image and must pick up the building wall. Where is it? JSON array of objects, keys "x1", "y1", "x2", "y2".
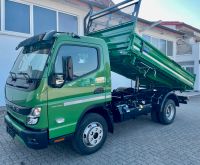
[
  {"x1": 0, "y1": 0, "x2": 88, "y2": 105},
  {"x1": 175, "y1": 40, "x2": 200, "y2": 91},
  {"x1": 175, "y1": 43, "x2": 200, "y2": 91},
  {"x1": 162, "y1": 23, "x2": 200, "y2": 91},
  {"x1": 0, "y1": 34, "x2": 26, "y2": 105}
]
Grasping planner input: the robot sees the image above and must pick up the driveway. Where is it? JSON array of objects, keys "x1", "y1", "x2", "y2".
[{"x1": 1, "y1": 96, "x2": 200, "y2": 165}]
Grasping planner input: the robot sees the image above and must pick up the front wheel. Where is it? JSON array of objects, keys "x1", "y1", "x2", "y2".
[
  {"x1": 72, "y1": 113, "x2": 108, "y2": 155},
  {"x1": 159, "y1": 99, "x2": 176, "y2": 125}
]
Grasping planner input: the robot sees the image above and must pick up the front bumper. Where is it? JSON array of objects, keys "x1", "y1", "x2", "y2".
[{"x1": 4, "y1": 114, "x2": 48, "y2": 150}]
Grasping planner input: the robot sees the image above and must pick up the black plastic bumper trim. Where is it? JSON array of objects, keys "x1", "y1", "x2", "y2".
[{"x1": 5, "y1": 115, "x2": 48, "y2": 150}]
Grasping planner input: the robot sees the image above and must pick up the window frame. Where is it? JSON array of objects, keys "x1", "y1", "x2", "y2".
[
  {"x1": 53, "y1": 43, "x2": 101, "y2": 83},
  {"x1": 5, "y1": 0, "x2": 31, "y2": 34},
  {"x1": 183, "y1": 65, "x2": 194, "y2": 75},
  {"x1": 33, "y1": 5, "x2": 57, "y2": 35},
  {"x1": 0, "y1": 0, "x2": 79, "y2": 37},
  {"x1": 167, "y1": 40, "x2": 173, "y2": 56},
  {"x1": 58, "y1": 11, "x2": 78, "y2": 33},
  {"x1": 159, "y1": 39, "x2": 167, "y2": 55}
]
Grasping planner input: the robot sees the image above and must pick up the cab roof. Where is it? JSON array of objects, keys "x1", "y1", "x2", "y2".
[{"x1": 16, "y1": 31, "x2": 105, "y2": 50}]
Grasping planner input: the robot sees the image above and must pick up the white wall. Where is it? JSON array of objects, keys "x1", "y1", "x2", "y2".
[
  {"x1": 0, "y1": 34, "x2": 25, "y2": 105},
  {"x1": 175, "y1": 54, "x2": 195, "y2": 62},
  {"x1": 111, "y1": 72, "x2": 133, "y2": 90}
]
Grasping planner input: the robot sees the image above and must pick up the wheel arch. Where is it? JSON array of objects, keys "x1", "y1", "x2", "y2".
[
  {"x1": 167, "y1": 93, "x2": 179, "y2": 107},
  {"x1": 160, "y1": 92, "x2": 179, "y2": 112},
  {"x1": 76, "y1": 104, "x2": 114, "y2": 133}
]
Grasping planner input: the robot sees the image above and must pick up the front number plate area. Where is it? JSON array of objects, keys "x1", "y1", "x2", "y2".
[{"x1": 6, "y1": 125, "x2": 16, "y2": 138}]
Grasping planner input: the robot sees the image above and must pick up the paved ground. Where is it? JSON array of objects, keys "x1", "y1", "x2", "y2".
[
  {"x1": 176, "y1": 91, "x2": 200, "y2": 98},
  {"x1": 1, "y1": 96, "x2": 200, "y2": 165}
]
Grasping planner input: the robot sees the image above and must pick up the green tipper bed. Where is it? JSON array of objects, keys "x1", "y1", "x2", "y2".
[{"x1": 88, "y1": 21, "x2": 195, "y2": 90}]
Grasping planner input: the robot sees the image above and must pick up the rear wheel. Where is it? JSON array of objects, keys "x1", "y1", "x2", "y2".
[
  {"x1": 159, "y1": 99, "x2": 176, "y2": 125},
  {"x1": 72, "y1": 113, "x2": 108, "y2": 155}
]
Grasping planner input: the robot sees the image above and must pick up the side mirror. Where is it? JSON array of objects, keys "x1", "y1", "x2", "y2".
[
  {"x1": 48, "y1": 56, "x2": 74, "y2": 88},
  {"x1": 64, "y1": 56, "x2": 73, "y2": 81},
  {"x1": 48, "y1": 74, "x2": 64, "y2": 88}
]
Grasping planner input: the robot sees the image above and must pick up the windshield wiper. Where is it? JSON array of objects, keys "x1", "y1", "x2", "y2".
[
  {"x1": 18, "y1": 72, "x2": 32, "y2": 83},
  {"x1": 10, "y1": 71, "x2": 17, "y2": 81}
]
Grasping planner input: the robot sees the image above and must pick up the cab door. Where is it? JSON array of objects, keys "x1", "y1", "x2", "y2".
[{"x1": 47, "y1": 41, "x2": 106, "y2": 139}]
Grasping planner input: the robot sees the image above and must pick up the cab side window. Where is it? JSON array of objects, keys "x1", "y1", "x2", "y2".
[{"x1": 55, "y1": 45, "x2": 98, "y2": 79}]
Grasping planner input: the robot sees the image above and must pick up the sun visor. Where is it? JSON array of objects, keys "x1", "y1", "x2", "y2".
[{"x1": 16, "y1": 31, "x2": 57, "y2": 50}]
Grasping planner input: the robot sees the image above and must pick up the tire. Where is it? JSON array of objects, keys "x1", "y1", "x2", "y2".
[
  {"x1": 151, "y1": 105, "x2": 160, "y2": 123},
  {"x1": 72, "y1": 113, "x2": 108, "y2": 155},
  {"x1": 159, "y1": 99, "x2": 176, "y2": 125}
]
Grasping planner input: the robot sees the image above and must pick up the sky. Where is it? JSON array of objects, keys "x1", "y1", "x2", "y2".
[{"x1": 112, "y1": 0, "x2": 200, "y2": 29}]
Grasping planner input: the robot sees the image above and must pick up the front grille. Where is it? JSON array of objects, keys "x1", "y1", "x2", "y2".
[
  {"x1": 7, "y1": 111, "x2": 44, "y2": 132},
  {"x1": 6, "y1": 101, "x2": 32, "y2": 116},
  {"x1": 7, "y1": 112, "x2": 26, "y2": 129}
]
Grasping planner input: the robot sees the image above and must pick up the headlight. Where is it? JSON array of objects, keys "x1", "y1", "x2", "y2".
[
  {"x1": 31, "y1": 107, "x2": 41, "y2": 117},
  {"x1": 27, "y1": 116, "x2": 39, "y2": 125},
  {"x1": 26, "y1": 107, "x2": 41, "y2": 125}
]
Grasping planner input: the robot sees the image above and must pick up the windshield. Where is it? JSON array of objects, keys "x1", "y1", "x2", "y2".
[{"x1": 11, "y1": 47, "x2": 50, "y2": 80}]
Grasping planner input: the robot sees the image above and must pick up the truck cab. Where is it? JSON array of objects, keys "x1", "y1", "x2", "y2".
[{"x1": 5, "y1": 32, "x2": 112, "y2": 152}]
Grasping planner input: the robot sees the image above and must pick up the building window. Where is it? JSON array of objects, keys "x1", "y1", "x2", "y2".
[
  {"x1": 143, "y1": 35, "x2": 151, "y2": 43},
  {"x1": 5, "y1": 0, "x2": 30, "y2": 33},
  {"x1": 160, "y1": 39, "x2": 167, "y2": 54},
  {"x1": 167, "y1": 41, "x2": 173, "y2": 56},
  {"x1": 33, "y1": 6, "x2": 56, "y2": 35},
  {"x1": 55, "y1": 45, "x2": 98, "y2": 79},
  {"x1": 185, "y1": 67, "x2": 194, "y2": 74},
  {"x1": 151, "y1": 37, "x2": 159, "y2": 49},
  {"x1": 58, "y1": 12, "x2": 78, "y2": 33},
  {"x1": 3, "y1": 1, "x2": 78, "y2": 35},
  {"x1": 142, "y1": 34, "x2": 173, "y2": 56}
]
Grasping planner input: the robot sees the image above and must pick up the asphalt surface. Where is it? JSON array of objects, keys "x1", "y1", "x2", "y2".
[{"x1": 0, "y1": 96, "x2": 200, "y2": 165}]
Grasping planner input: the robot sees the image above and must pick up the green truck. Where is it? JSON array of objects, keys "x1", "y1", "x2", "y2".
[{"x1": 4, "y1": 0, "x2": 195, "y2": 155}]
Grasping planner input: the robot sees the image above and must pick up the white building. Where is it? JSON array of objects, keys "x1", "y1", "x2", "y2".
[
  {"x1": 161, "y1": 22, "x2": 200, "y2": 91},
  {"x1": 0, "y1": 0, "x2": 199, "y2": 106}
]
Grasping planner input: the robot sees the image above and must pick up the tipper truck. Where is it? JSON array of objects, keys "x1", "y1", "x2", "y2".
[{"x1": 4, "y1": 0, "x2": 195, "y2": 155}]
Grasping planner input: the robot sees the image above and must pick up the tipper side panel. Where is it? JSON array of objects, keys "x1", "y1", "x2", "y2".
[{"x1": 88, "y1": 22, "x2": 195, "y2": 90}]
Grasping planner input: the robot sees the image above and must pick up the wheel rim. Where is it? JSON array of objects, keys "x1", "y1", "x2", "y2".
[
  {"x1": 83, "y1": 122, "x2": 103, "y2": 148},
  {"x1": 165, "y1": 104, "x2": 175, "y2": 120}
]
